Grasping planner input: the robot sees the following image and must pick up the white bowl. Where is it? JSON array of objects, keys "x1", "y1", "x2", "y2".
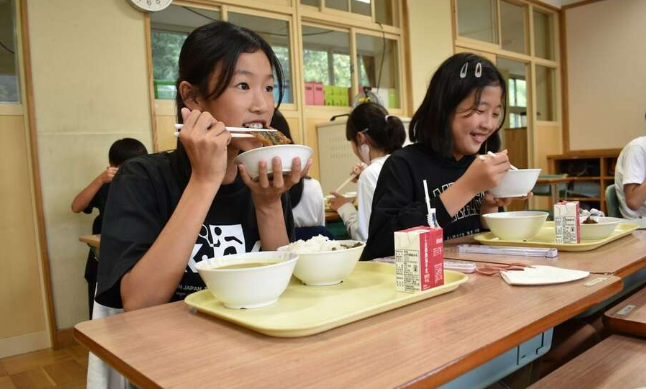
[
  {"x1": 483, "y1": 211, "x2": 549, "y2": 241},
  {"x1": 278, "y1": 240, "x2": 365, "y2": 286},
  {"x1": 580, "y1": 217, "x2": 620, "y2": 240},
  {"x1": 489, "y1": 169, "x2": 542, "y2": 198},
  {"x1": 196, "y1": 251, "x2": 298, "y2": 309},
  {"x1": 234, "y1": 145, "x2": 313, "y2": 180}
]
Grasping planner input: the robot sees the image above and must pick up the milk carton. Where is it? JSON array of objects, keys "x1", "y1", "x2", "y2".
[
  {"x1": 554, "y1": 201, "x2": 581, "y2": 244},
  {"x1": 394, "y1": 226, "x2": 444, "y2": 293}
]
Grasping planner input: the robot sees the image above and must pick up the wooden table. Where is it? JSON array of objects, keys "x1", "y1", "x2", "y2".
[
  {"x1": 604, "y1": 285, "x2": 646, "y2": 337},
  {"x1": 528, "y1": 335, "x2": 646, "y2": 389},
  {"x1": 325, "y1": 210, "x2": 341, "y2": 223},
  {"x1": 444, "y1": 231, "x2": 646, "y2": 278},
  {"x1": 535, "y1": 176, "x2": 572, "y2": 205},
  {"x1": 75, "y1": 272, "x2": 620, "y2": 389},
  {"x1": 79, "y1": 234, "x2": 101, "y2": 259},
  {"x1": 79, "y1": 234, "x2": 100, "y2": 248}
]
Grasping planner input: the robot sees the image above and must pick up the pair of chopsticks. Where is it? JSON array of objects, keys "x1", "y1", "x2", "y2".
[
  {"x1": 484, "y1": 151, "x2": 519, "y2": 170},
  {"x1": 334, "y1": 173, "x2": 358, "y2": 193},
  {"x1": 173, "y1": 123, "x2": 276, "y2": 138}
]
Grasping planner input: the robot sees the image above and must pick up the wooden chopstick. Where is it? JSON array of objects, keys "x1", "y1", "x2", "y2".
[
  {"x1": 334, "y1": 173, "x2": 358, "y2": 194},
  {"x1": 174, "y1": 124, "x2": 276, "y2": 132}
]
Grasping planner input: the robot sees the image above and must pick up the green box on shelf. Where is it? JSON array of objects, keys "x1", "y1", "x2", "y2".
[
  {"x1": 154, "y1": 80, "x2": 176, "y2": 100},
  {"x1": 324, "y1": 85, "x2": 334, "y2": 105},
  {"x1": 338, "y1": 92, "x2": 349, "y2": 107},
  {"x1": 388, "y1": 89, "x2": 399, "y2": 109}
]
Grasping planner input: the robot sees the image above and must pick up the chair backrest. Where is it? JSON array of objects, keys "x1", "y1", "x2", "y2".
[{"x1": 605, "y1": 184, "x2": 621, "y2": 217}]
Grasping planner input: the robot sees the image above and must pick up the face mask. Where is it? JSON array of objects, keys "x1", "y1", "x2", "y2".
[{"x1": 358, "y1": 144, "x2": 371, "y2": 164}]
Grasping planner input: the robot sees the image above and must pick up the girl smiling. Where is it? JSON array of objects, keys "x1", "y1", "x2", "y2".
[{"x1": 362, "y1": 53, "x2": 517, "y2": 260}]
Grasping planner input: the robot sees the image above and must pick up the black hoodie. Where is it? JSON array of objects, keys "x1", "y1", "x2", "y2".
[
  {"x1": 96, "y1": 146, "x2": 294, "y2": 309},
  {"x1": 361, "y1": 143, "x2": 484, "y2": 260}
]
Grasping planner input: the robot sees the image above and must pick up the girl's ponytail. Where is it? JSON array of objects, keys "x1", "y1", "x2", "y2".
[
  {"x1": 383, "y1": 115, "x2": 406, "y2": 154},
  {"x1": 347, "y1": 102, "x2": 406, "y2": 155}
]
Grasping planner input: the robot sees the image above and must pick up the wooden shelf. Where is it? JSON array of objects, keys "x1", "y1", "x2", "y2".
[{"x1": 548, "y1": 151, "x2": 621, "y2": 214}]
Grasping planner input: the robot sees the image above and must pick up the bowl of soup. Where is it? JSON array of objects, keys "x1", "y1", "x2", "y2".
[
  {"x1": 196, "y1": 251, "x2": 299, "y2": 309},
  {"x1": 580, "y1": 217, "x2": 620, "y2": 240},
  {"x1": 279, "y1": 236, "x2": 365, "y2": 286},
  {"x1": 234, "y1": 145, "x2": 313, "y2": 181},
  {"x1": 482, "y1": 211, "x2": 549, "y2": 241},
  {"x1": 489, "y1": 169, "x2": 542, "y2": 198}
]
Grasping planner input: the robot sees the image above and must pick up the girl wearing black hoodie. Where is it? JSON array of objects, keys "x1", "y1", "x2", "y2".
[{"x1": 362, "y1": 53, "x2": 521, "y2": 260}]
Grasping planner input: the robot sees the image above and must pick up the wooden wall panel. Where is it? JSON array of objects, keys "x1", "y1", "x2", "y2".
[{"x1": 0, "y1": 115, "x2": 47, "y2": 339}]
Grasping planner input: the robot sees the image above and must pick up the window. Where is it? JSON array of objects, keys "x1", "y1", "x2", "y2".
[
  {"x1": 500, "y1": 1, "x2": 527, "y2": 54},
  {"x1": 351, "y1": 0, "x2": 372, "y2": 17},
  {"x1": 150, "y1": 5, "x2": 221, "y2": 100},
  {"x1": 457, "y1": 0, "x2": 498, "y2": 44},
  {"x1": 302, "y1": 25, "x2": 351, "y2": 107},
  {"x1": 228, "y1": 13, "x2": 293, "y2": 104},
  {"x1": 356, "y1": 33, "x2": 400, "y2": 109},
  {"x1": 498, "y1": 58, "x2": 527, "y2": 129},
  {"x1": 327, "y1": 0, "x2": 349, "y2": 12},
  {"x1": 300, "y1": 0, "x2": 320, "y2": 6},
  {"x1": 302, "y1": 0, "x2": 398, "y2": 27},
  {"x1": 536, "y1": 65, "x2": 556, "y2": 121},
  {"x1": 534, "y1": 9, "x2": 555, "y2": 60},
  {"x1": 0, "y1": 0, "x2": 20, "y2": 103}
]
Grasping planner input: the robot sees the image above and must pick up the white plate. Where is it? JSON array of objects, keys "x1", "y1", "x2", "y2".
[{"x1": 500, "y1": 265, "x2": 589, "y2": 286}]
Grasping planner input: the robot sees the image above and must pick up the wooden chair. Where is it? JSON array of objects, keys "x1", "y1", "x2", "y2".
[
  {"x1": 528, "y1": 335, "x2": 646, "y2": 389},
  {"x1": 604, "y1": 285, "x2": 646, "y2": 337}
]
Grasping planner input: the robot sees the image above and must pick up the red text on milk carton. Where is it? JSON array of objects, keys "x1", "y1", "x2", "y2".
[{"x1": 395, "y1": 226, "x2": 444, "y2": 293}]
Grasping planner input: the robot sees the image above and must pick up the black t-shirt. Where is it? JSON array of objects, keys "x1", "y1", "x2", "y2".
[
  {"x1": 361, "y1": 143, "x2": 484, "y2": 260},
  {"x1": 95, "y1": 151, "x2": 295, "y2": 309},
  {"x1": 83, "y1": 183, "x2": 110, "y2": 235},
  {"x1": 83, "y1": 183, "x2": 110, "y2": 282}
]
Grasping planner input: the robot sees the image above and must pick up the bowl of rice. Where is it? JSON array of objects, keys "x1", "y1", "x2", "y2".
[{"x1": 278, "y1": 235, "x2": 365, "y2": 286}]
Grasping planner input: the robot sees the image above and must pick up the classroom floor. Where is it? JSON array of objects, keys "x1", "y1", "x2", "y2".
[{"x1": 0, "y1": 345, "x2": 88, "y2": 389}]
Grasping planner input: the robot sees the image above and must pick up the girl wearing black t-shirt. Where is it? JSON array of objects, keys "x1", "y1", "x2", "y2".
[
  {"x1": 96, "y1": 21, "x2": 310, "y2": 311},
  {"x1": 363, "y1": 53, "x2": 528, "y2": 260}
]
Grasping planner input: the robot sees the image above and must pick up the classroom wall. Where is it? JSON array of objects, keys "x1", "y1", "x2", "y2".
[
  {"x1": 565, "y1": 0, "x2": 646, "y2": 151},
  {"x1": 27, "y1": 0, "x2": 153, "y2": 329},
  {"x1": 406, "y1": 0, "x2": 453, "y2": 111}
]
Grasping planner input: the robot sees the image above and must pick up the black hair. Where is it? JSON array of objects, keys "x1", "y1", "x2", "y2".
[
  {"x1": 108, "y1": 138, "x2": 148, "y2": 166},
  {"x1": 409, "y1": 52, "x2": 506, "y2": 158},
  {"x1": 270, "y1": 109, "x2": 292, "y2": 142},
  {"x1": 346, "y1": 102, "x2": 406, "y2": 154},
  {"x1": 175, "y1": 21, "x2": 284, "y2": 122}
]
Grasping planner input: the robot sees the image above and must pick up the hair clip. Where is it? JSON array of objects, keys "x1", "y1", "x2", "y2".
[
  {"x1": 475, "y1": 62, "x2": 482, "y2": 78},
  {"x1": 460, "y1": 62, "x2": 468, "y2": 78},
  {"x1": 384, "y1": 115, "x2": 391, "y2": 122},
  {"x1": 360, "y1": 128, "x2": 369, "y2": 133}
]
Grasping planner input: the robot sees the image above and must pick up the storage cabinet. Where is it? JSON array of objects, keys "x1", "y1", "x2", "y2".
[{"x1": 547, "y1": 149, "x2": 621, "y2": 214}]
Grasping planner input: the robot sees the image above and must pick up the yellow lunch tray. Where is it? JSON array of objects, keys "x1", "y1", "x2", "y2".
[
  {"x1": 184, "y1": 262, "x2": 468, "y2": 338},
  {"x1": 474, "y1": 221, "x2": 639, "y2": 252}
]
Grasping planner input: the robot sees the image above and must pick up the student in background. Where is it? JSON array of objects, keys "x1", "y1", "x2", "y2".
[
  {"x1": 362, "y1": 53, "x2": 519, "y2": 260},
  {"x1": 271, "y1": 110, "x2": 333, "y2": 240},
  {"x1": 329, "y1": 102, "x2": 406, "y2": 241},
  {"x1": 71, "y1": 138, "x2": 148, "y2": 318},
  {"x1": 615, "y1": 129, "x2": 646, "y2": 224}
]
